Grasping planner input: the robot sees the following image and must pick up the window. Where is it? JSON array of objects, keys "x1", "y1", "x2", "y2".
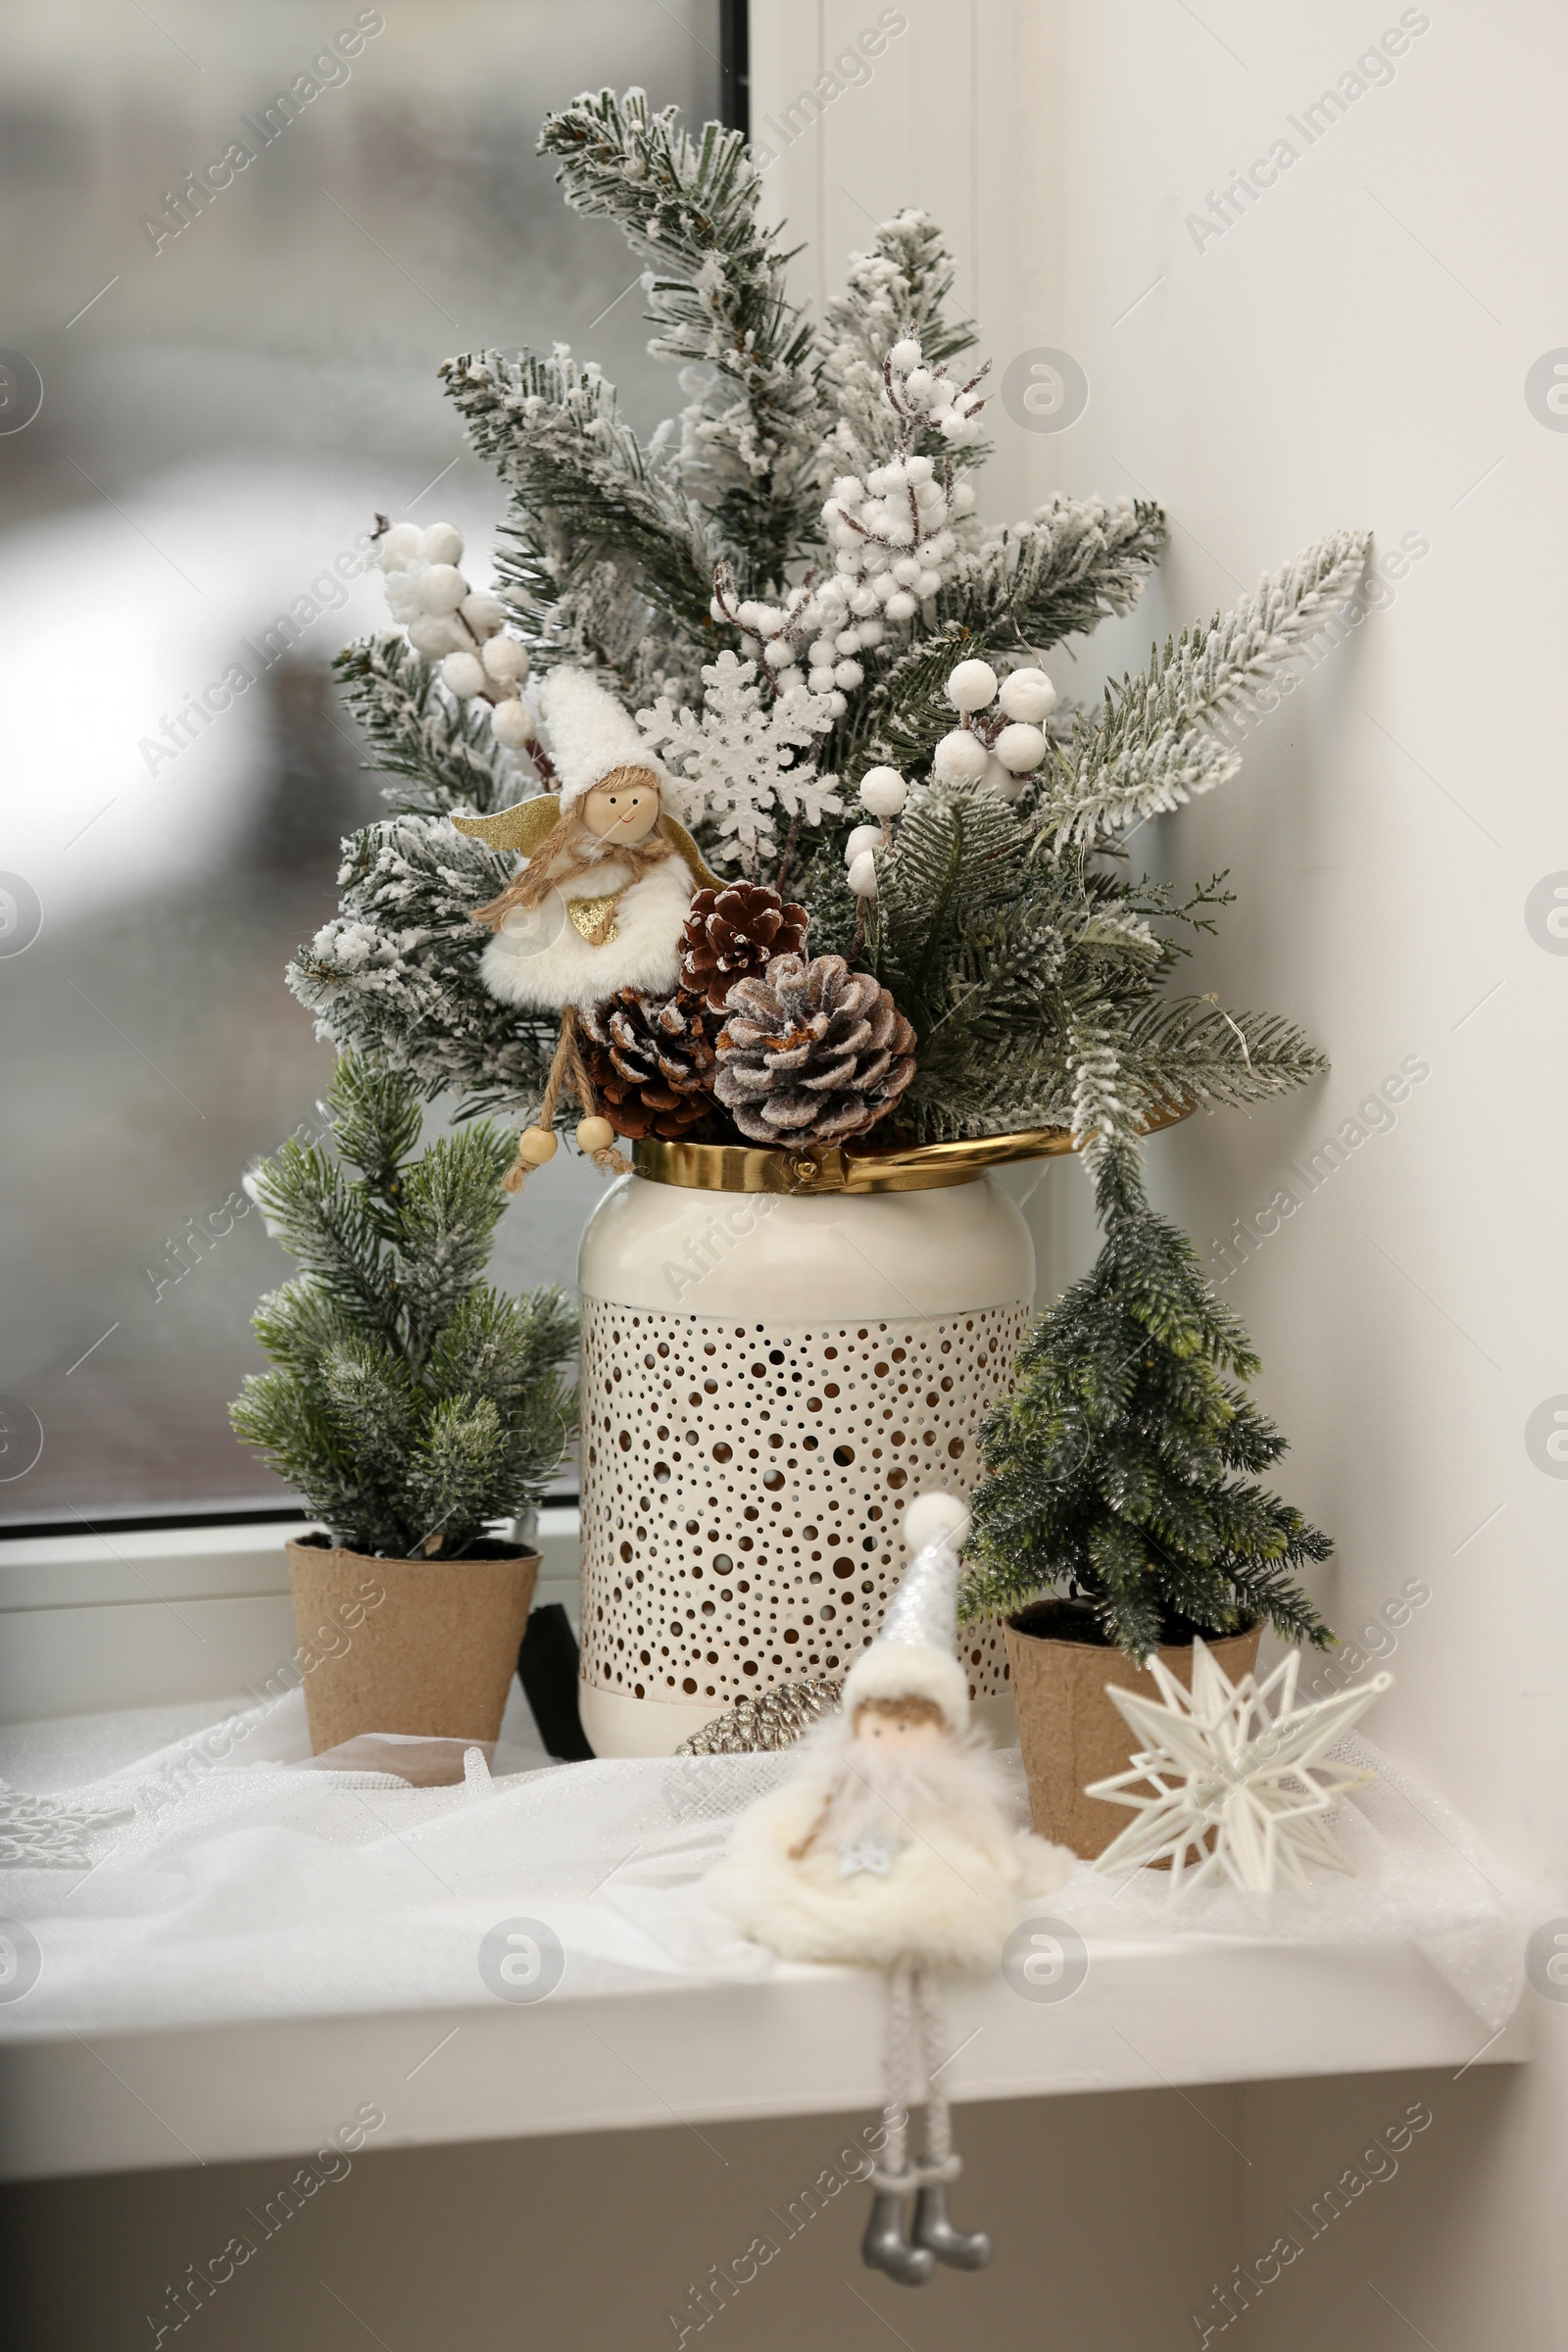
[{"x1": 0, "y1": 0, "x2": 733, "y2": 1525}]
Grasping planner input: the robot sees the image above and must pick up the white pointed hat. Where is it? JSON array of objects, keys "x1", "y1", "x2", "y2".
[
  {"x1": 842, "y1": 1492, "x2": 972, "y2": 1733},
  {"x1": 539, "y1": 668, "x2": 667, "y2": 812}
]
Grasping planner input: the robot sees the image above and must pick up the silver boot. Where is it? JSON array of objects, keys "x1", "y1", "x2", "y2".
[
  {"x1": 861, "y1": 2189, "x2": 936, "y2": 2285},
  {"x1": 912, "y1": 2178, "x2": 992, "y2": 2270}
]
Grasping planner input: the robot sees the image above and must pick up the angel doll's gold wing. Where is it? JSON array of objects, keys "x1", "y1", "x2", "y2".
[
  {"x1": 451, "y1": 799, "x2": 721, "y2": 893},
  {"x1": 451, "y1": 798, "x2": 563, "y2": 857}
]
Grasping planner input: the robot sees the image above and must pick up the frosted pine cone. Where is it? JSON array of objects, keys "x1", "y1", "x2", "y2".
[
  {"x1": 714, "y1": 954, "x2": 916, "y2": 1146},
  {"x1": 679, "y1": 883, "x2": 808, "y2": 1012},
  {"x1": 580, "y1": 989, "x2": 717, "y2": 1141}
]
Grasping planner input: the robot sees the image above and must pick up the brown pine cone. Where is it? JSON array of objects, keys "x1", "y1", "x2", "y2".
[
  {"x1": 678, "y1": 883, "x2": 808, "y2": 1012},
  {"x1": 580, "y1": 990, "x2": 718, "y2": 1142},
  {"x1": 714, "y1": 954, "x2": 916, "y2": 1146}
]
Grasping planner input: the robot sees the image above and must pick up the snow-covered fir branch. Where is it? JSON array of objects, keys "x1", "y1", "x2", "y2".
[
  {"x1": 1038, "y1": 528, "x2": 1369, "y2": 850},
  {"x1": 818, "y1": 210, "x2": 981, "y2": 460},
  {"x1": 439, "y1": 344, "x2": 719, "y2": 700},
  {"x1": 288, "y1": 819, "x2": 559, "y2": 1114},
  {"x1": 539, "y1": 88, "x2": 826, "y2": 582},
  {"x1": 939, "y1": 494, "x2": 1168, "y2": 656},
  {"x1": 334, "y1": 634, "x2": 519, "y2": 818}
]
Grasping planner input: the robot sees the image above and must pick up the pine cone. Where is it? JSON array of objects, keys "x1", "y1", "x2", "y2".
[
  {"x1": 674, "y1": 1678, "x2": 844, "y2": 1754},
  {"x1": 714, "y1": 954, "x2": 916, "y2": 1146},
  {"x1": 679, "y1": 883, "x2": 808, "y2": 1012},
  {"x1": 580, "y1": 990, "x2": 717, "y2": 1141}
]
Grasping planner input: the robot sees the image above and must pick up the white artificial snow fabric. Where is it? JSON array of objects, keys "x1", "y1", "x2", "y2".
[{"x1": 0, "y1": 1695, "x2": 1529, "y2": 2039}]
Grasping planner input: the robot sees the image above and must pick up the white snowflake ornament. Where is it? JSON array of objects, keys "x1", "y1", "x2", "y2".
[
  {"x1": 1087, "y1": 1642, "x2": 1393, "y2": 1896},
  {"x1": 637, "y1": 650, "x2": 842, "y2": 872}
]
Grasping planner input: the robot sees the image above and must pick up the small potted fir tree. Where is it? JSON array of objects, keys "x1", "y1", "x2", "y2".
[
  {"x1": 959, "y1": 1144, "x2": 1334, "y2": 1857},
  {"x1": 231, "y1": 1055, "x2": 576, "y2": 1753}
]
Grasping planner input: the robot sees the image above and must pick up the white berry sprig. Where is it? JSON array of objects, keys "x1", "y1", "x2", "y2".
[
  {"x1": 373, "y1": 517, "x2": 538, "y2": 752},
  {"x1": 932, "y1": 658, "x2": 1057, "y2": 802},
  {"x1": 843, "y1": 763, "x2": 908, "y2": 904},
  {"x1": 707, "y1": 336, "x2": 990, "y2": 698}
]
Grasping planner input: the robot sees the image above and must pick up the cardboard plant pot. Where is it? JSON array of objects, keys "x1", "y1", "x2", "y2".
[
  {"x1": 1004, "y1": 1599, "x2": 1263, "y2": 1861},
  {"x1": 286, "y1": 1536, "x2": 539, "y2": 1755}
]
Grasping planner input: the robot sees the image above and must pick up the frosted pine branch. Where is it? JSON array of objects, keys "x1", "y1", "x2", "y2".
[
  {"x1": 829, "y1": 498, "x2": 1165, "y2": 780},
  {"x1": 1039, "y1": 528, "x2": 1369, "y2": 850},
  {"x1": 287, "y1": 819, "x2": 559, "y2": 1115},
  {"x1": 539, "y1": 89, "x2": 825, "y2": 581},
  {"x1": 440, "y1": 346, "x2": 718, "y2": 689},
  {"x1": 941, "y1": 494, "x2": 1168, "y2": 654},
  {"x1": 1067, "y1": 1020, "x2": 1133, "y2": 1166},
  {"x1": 334, "y1": 635, "x2": 516, "y2": 818},
  {"x1": 1121, "y1": 999, "x2": 1327, "y2": 1117},
  {"x1": 818, "y1": 211, "x2": 981, "y2": 481}
]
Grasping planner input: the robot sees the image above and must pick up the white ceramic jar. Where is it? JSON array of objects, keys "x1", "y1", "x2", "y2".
[{"x1": 575, "y1": 1156, "x2": 1035, "y2": 1756}]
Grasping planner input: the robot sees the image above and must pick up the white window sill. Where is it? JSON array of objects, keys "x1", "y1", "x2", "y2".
[
  {"x1": 0, "y1": 1935, "x2": 1526, "y2": 2183},
  {"x1": 0, "y1": 1515, "x2": 1531, "y2": 2185}
]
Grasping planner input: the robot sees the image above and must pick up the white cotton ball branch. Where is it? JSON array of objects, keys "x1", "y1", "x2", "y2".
[
  {"x1": 707, "y1": 333, "x2": 991, "y2": 689},
  {"x1": 858, "y1": 766, "x2": 907, "y2": 816},
  {"x1": 373, "y1": 515, "x2": 534, "y2": 742}
]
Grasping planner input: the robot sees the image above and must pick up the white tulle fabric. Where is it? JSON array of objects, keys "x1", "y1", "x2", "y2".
[{"x1": 0, "y1": 1695, "x2": 1526, "y2": 2037}]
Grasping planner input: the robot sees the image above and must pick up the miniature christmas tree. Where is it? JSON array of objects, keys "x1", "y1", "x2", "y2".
[
  {"x1": 960, "y1": 1144, "x2": 1333, "y2": 1660},
  {"x1": 230, "y1": 1056, "x2": 576, "y2": 1559}
]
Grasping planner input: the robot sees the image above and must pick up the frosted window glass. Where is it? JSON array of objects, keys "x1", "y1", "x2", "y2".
[{"x1": 0, "y1": 1, "x2": 725, "y2": 1523}]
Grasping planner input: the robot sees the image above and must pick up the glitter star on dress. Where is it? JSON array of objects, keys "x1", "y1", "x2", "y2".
[{"x1": 836, "y1": 1829, "x2": 909, "y2": 1880}]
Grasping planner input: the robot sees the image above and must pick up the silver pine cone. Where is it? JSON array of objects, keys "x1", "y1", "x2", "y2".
[
  {"x1": 673, "y1": 1677, "x2": 844, "y2": 1754},
  {"x1": 713, "y1": 954, "x2": 916, "y2": 1145}
]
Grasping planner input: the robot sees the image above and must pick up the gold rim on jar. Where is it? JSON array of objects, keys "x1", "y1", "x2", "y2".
[{"x1": 632, "y1": 1102, "x2": 1195, "y2": 1196}]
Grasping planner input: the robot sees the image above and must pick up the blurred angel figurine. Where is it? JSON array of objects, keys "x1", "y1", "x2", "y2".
[
  {"x1": 453, "y1": 668, "x2": 717, "y2": 1188},
  {"x1": 707, "y1": 1492, "x2": 1072, "y2": 2286}
]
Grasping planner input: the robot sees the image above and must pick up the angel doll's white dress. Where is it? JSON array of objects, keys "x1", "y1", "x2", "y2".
[{"x1": 454, "y1": 665, "x2": 714, "y2": 1014}]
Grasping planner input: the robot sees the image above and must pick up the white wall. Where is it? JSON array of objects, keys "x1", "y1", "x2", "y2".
[{"x1": 752, "y1": 3, "x2": 1568, "y2": 2343}]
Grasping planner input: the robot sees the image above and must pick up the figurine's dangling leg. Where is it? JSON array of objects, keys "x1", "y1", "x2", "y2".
[
  {"x1": 861, "y1": 1961, "x2": 935, "y2": 2287},
  {"x1": 503, "y1": 1021, "x2": 573, "y2": 1195},
  {"x1": 909, "y1": 1967, "x2": 992, "y2": 2271},
  {"x1": 560, "y1": 1008, "x2": 632, "y2": 1176},
  {"x1": 502, "y1": 1009, "x2": 629, "y2": 1194}
]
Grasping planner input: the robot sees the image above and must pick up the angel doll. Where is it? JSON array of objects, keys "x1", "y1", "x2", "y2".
[
  {"x1": 453, "y1": 668, "x2": 718, "y2": 1188},
  {"x1": 707, "y1": 1492, "x2": 1073, "y2": 2285}
]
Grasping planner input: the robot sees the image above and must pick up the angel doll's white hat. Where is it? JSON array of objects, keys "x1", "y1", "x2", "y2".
[
  {"x1": 540, "y1": 667, "x2": 668, "y2": 812},
  {"x1": 841, "y1": 1492, "x2": 972, "y2": 1733}
]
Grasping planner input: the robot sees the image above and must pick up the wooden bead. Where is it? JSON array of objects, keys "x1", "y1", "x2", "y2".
[
  {"x1": 516, "y1": 1126, "x2": 558, "y2": 1166},
  {"x1": 576, "y1": 1115, "x2": 615, "y2": 1154}
]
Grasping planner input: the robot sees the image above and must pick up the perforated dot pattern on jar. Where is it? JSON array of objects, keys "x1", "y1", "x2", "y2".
[{"x1": 578, "y1": 1301, "x2": 1031, "y2": 1708}]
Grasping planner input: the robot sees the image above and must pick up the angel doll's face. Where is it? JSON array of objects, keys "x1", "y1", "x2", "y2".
[
  {"x1": 853, "y1": 1698, "x2": 950, "y2": 1755},
  {"x1": 581, "y1": 769, "x2": 662, "y2": 843}
]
